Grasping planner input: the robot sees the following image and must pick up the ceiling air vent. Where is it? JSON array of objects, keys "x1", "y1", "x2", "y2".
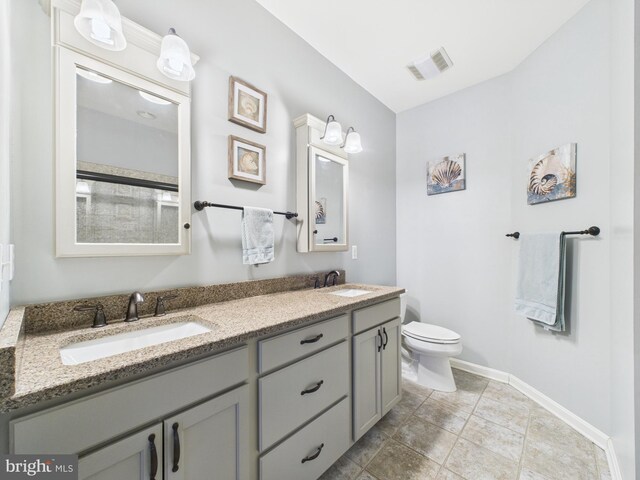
[{"x1": 407, "y1": 47, "x2": 453, "y2": 80}]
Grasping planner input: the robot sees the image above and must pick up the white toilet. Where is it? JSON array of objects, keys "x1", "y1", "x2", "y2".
[{"x1": 400, "y1": 294, "x2": 462, "y2": 392}]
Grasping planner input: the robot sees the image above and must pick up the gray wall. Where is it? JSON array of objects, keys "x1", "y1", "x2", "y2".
[
  {"x1": 397, "y1": 0, "x2": 631, "y2": 469},
  {"x1": 0, "y1": 0, "x2": 10, "y2": 326},
  {"x1": 9, "y1": 0, "x2": 397, "y2": 305}
]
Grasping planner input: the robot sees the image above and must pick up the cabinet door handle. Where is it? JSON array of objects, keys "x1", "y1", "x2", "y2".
[
  {"x1": 301, "y1": 380, "x2": 324, "y2": 395},
  {"x1": 300, "y1": 333, "x2": 323, "y2": 345},
  {"x1": 377, "y1": 329, "x2": 383, "y2": 352},
  {"x1": 301, "y1": 443, "x2": 325, "y2": 464},
  {"x1": 383, "y1": 328, "x2": 389, "y2": 350},
  {"x1": 171, "y1": 423, "x2": 181, "y2": 472},
  {"x1": 148, "y1": 434, "x2": 158, "y2": 480}
]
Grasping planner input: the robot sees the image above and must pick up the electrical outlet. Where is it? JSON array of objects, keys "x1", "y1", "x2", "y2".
[
  {"x1": 0, "y1": 244, "x2": 14, "y2": 287},
  {"x1": 351, "y1": 245, "x2": 358, "y2": 260}
]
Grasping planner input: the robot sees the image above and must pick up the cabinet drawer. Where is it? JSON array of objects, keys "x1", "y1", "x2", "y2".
[
  {"x1": 260, "y1": 397, "x2": 350, "y2": 480},
  {"x1": 259, "y1": 342, "x2": 348, "y2": 451},
  {"x1": 352, "y1": 297, "x2": 400, "y2": 334},
  {"x1": 11, "y1": 346, "x2": 248, "y2": 454},
  {"x1": 258, "y1": 314, "x2": 348, "y2": 373}
]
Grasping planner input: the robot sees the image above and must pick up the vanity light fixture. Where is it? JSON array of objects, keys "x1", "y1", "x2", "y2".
[
  {"x1": 157, "y1": 28, "x2": 196, "y2": 82},
  {"x1": 74, "y1": 0, "x2": 127, "y2": 51},
  {"x1": 139, "y1": 91, "x2": 172, "y2": 106},
  {"x1": 320, "y1": 115, "x2": 343, "y2": 146},
  {"x1": 341, "y1": 127, "x2": 363, "y2": 154}
]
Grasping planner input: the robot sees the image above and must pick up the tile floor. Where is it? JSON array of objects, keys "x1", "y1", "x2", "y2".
[{"x1": 320, "y1": 368, "x2": 611, "y2": 480}]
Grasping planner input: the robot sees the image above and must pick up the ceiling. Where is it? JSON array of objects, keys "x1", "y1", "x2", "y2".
[{"x1": 255, "y1": 0, "x2": 592, "y2": 112}]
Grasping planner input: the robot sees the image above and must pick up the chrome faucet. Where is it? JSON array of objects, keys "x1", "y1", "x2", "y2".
[
  {"x1": 324, "y1": 270, "x2": 340, "y2": 287},
  {"x1": 125, "y1": 291, "x2": 144, "y2": 322}
]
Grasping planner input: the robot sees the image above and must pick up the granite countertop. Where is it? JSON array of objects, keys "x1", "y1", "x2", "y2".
[{"x1": 1, "y1": 283, "x2": 403, "y2": 412}]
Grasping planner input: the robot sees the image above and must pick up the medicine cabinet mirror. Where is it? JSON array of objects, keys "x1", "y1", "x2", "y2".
[
  {"x1": 295, "y1": 114, "x2": 349, "y2": 252},
  {"x1": 53, "y1": 2, "x2": 194, "y2": 257}
]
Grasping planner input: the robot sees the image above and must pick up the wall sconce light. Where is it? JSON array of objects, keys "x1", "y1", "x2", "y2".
[
  {"x1": 157, "y1": 28, "x2": 196, "y2": 82},
  {"x1": 320, "y1": 115, "x2": 343, "y2": 146},
  {"x1": 74, "y1": 0, "x2": 127, "y2": 51},
  {"x1": 341, "y1": 127, "x2": 363, "y2": 154}
]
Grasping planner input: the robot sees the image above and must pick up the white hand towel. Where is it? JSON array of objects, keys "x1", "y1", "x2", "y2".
[
  {"x1": 514, "y1": 233, "x2": 567, "y2": 332},
  {"x1": 241, "y1": 207, "x2": 274, "y2": 265}
]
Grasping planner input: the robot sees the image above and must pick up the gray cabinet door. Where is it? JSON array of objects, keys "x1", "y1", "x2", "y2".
[
  {"x1": 381, "y1": 318, "x2": 402, "y2": 415},
  {"x1": 352, "y1": 326, "x2": 382, "y2": 440},
  {"x1": 164, "y1": 385, "x2": 249, "y2": 480},
  {"x1": 78, "y1": 424, "x2": 162, "y2": 480}
]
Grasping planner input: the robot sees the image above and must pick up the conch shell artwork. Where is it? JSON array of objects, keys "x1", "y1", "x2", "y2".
[
  {"x1": 527, "y1": 144, "x2": 576, "y2": 205},
  {"x1": 427, "y1": 154, "x2": 466, "y2": 195}
]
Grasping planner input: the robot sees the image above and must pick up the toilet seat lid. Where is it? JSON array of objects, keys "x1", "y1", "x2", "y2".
[{"x1": 403, "y1": 322, "x2": 461, "y2": 343}]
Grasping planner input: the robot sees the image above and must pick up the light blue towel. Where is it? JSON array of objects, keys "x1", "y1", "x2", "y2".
[
  {"x1": 241, "y1": 207, "x2": 274, "y2": 265},
  {"x1": 515, "y1": 233, "x2": 567, "y2": 332}
]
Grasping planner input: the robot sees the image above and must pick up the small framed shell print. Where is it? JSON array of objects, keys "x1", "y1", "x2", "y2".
[
  {"x1": 228, "y1": 135, "x2": 266, "y2": 185},
  {"x1": 228, "y1": 76, "x2": 268, "y2": 133},
  {"x1": 527, "y1": 143, "x2": 576, "y2": 205},
  {"x1": 427, "y1": 153, "x2": 466, "y2": 195}
]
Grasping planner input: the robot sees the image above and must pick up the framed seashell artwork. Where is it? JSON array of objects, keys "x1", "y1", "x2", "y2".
[
  {"x1": 427, "y1": 153, "x2": 466, "y2": 195},
  {"x1": 527, "y1": 143, "x2": 576, "y2": 205},
  {"x1": 228, "y1": 135, "x2": 266, "y2": 185}
]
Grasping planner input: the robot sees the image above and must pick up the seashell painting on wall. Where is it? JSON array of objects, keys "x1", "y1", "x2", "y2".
[
  {"x1": 527, "y1": 143, "x2": 576, "y2": 205},
  {"x1": 427, "y1": 153, "x2": 466, "y2": 195}
]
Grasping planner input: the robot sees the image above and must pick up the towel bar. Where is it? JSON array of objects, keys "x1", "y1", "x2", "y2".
[
  {"x1": 194, "y1": 201, "x2": 298, "y2": 219},
  {"x1": 506, "y1": 226, "x2": 600, "y2": 240}
]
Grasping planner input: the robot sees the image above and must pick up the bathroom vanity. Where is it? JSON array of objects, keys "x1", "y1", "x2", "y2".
[{"x1": 0, "y1": 280, "x2": 403, "y2": 480}]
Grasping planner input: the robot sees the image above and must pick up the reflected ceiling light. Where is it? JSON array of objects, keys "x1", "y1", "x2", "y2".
[
  {"x1": 139, "y1": 91, "x2": 172, "y2": 105},
  {"x1": 161, "y1": 191, "x2": 173, "y2": 202},
  {"x1": 341, "y1": 127, "x2": 363, "y2": 154},
  {"x1": 76, "y1": 68, "x2": 112, "y2": 84},
  {"x1": 137, "y1": 110, "x2": 156, "y2": 120},
  {"x1": 76, "y1": 181, "x2": 91, "y2": 195},
  {"x1": 320, "y1": 115, "x2": 342, "y2": 146},
  {"x1": 157, "y1": 28, "x2": 196, "y2": 82},
  {"x1": 74, "y1": 0, "x2": 127, "y2": 51}
]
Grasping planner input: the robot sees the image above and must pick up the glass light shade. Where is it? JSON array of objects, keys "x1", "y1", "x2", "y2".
[
  {"x1": 323, "y1": 120, "x2": 343, "y2": 146},
  {"x1": 343, "y1": 131, "x2": 363, "y2": 154},
  {"x1": 157, "y1": 29, "x2": 196, "y2": 82},
  {"x1": 74, "y1": 0, "x2": 127, "y2": 51}
]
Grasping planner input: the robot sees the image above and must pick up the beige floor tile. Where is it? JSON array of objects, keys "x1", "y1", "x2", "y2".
[
  {"x1": 429, "y1": 370, "x2": 487, "y2": 412},
  {"x1": 519, "y1": 467, "x2": 551, "y2": 479},
  {"x1": 522, "y1": 438, "x2": 598, "y2": 480},
  {"x1": 402, "y1": 378, "x2": 434, "y2": 399},
  {"x1": 367, "y1": 440, "x2": 440, "y2": 480},
  {"x1": 345, "y1": 424, "x2": 388, "y2": 467},
  {"x1": 375, "y1": 390, "x2": 425, "y2": 436},
  {"x1": 461, "y1": 415, "x2": 525, "y2": 462},
  {"x1": 393, "y1": 415, "x2": 458, "y2": 464},
  {"x1": 436, "y1": 469, "x2": 465, "y2": 480},
  {"x1": 482, "y1": 381, "x2": 535, "y2": 410},
  {"x1": 414, "y1": 397, "x2": 471, "y2": 434},
  {"x1": 445, "y1": 438, "x2": 519, "y2": 480},
  {"x1": 357, "y1": 472, "x2": 379, "y2": 480},
  {"x1": 474, "y1": 396, "x2": 530, "y2": 434},
  {"x1": 319, "y1": 456, "x2": 363, "y2": 480},
  {"x1": 594, "y1": 445, "x2": 612, "y2": 480},
  {"x1": 527, "y1": 409, "x2": 594, "y2": 462}
]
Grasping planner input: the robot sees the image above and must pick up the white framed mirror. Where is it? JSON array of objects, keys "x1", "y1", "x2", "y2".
[
  {"x1": 309, "y1": 147, "x2": 348, "y2": 251},
  {"x1": 55, "y1": 48, "x2": 191, "y2": 257}
]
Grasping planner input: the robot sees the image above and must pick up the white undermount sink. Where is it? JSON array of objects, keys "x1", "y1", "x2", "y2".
[
  {"x1": 328, "y1": 288, "x2": 372, "y2": 298},
  {"x1": 59, "y1": 321, "x2": 212, "y2": 366}
]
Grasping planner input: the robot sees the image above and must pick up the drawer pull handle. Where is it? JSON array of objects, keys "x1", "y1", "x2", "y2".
[
  {"x1": 377, "y1": 329, "x2": 383, "y2": 352},
  {"x1": 148, "y1": 434, "x2": 158, "y2": 480},
  {"x1": 382, "y1": 328, "x2": 389, "y2": 350},
  {"x1": 301, "y1": 443, "x2": 325, "y2": 464},
  {"x1": 172, "y1": 422, "x2": 181, "y2": 472},
  {"x1": 300, "y1": 333, "x2": 323, "y2": 345},
  {"x1": 301, "y1": 380, "x2": 324, "y2": 395}
]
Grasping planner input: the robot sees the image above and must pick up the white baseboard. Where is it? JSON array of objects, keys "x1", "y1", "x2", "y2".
[{"x1": 448, "y1": 358, "x2": 621, "y2": 479}]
